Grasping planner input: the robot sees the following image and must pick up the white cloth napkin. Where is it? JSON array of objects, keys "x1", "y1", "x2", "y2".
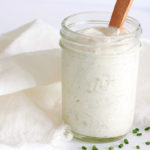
[
  {"x1": 0, "y1": 19, "x2": 149, "y2": 148},
  {"x1": 0, "y1": 19, "x2": 72, "y2": 147}
]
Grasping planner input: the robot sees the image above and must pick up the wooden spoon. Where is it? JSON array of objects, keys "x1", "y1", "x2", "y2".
[{"x1": 109, "y1": 0, "x2": 134, "y2": 29}]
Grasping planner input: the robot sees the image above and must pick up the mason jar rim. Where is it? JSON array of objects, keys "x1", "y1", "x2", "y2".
[{"x1": 61, "y1": 11, "x2": 142, "y2": 39}]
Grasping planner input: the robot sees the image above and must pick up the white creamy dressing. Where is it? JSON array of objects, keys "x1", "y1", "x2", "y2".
[
  {"x1": 62, "y1": 27, "x2": 140, "y2": 138},
  {"x1": 79, "y1": 27, "x2": 129, "y2": 37},
  {"x1": 77, "y1": 27, "x2": 133, "y2": 55}
]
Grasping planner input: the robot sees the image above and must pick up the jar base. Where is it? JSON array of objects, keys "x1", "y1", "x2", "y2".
[{"x1": 73, "y1": 131, "x2": 126, "y2": 143}]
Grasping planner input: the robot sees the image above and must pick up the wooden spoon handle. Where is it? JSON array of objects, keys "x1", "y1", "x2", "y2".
[{"x1": 109, "y1": 0, "x2": 134, "y2": 29}]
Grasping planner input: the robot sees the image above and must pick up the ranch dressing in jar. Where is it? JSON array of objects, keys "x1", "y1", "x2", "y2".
[{"x1": 60, "y1": 12, "x2": 142, "y2": 142}]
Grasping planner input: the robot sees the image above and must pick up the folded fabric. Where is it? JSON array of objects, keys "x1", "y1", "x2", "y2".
[
  {"x1": 0, "y1": 19, "x2": 59, "y2": 56},
  {"x1": 0, "y1": 20, "x2": 72, "y2": 147},
  {"x1": 135, "y1": 39, "x2": 150, "y2": 127},
  {"x1": 0, "y1": 19, "x2": 149, "y2": 148},
  {"x1": 0, "y1": 49, "x2": 61, "y2": 95}
]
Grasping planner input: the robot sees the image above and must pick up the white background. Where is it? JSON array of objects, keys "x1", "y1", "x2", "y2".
[
  {"x1": 0, "y1": 0, "x2": 150, "y2": 38},
  {"x1": 0, "y1": 1, "x2": 150, "y2": 150}
]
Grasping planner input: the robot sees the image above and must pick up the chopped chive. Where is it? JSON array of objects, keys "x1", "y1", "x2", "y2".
[
  {"x1": 118, "y1": 144, "x2": 123, "y2": 148},
  {"x1": 145, "y1": 127, "x2": 150, "y2": 131},
  {"x1": 82, "y1": 146, "x2": 87, "y2": 150},
  {"x1": 136, "y1": 145, "x2": 140, "y2": 149},
  {"x1": 92, "y1": 145, "x2": 98, "y2": 150},
  {"x1": 137, "y1": 133, "x2": 142, "y2": 136},
  {"x1": 132, "y1": 128, "x2": 139, "y2": 134},
  {"x1": 108, "y1": 147, "x2": 114, "y2": 150},
  {"x1": 145, "y1": 142, "x2": 150, "y2": 145},
  {"x1": 132, "y1": 130, "x2": 138, "y2": 134},
  {"x1": 124, "y1": 139, "x2": 129, "y2": 144}
]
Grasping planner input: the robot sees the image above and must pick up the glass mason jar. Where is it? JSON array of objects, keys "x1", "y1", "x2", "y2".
[{"x1": 60, "y1": 11, "x2": 142, "y2": 143}]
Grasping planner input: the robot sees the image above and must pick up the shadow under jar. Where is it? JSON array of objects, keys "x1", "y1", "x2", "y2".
[{"x1": 60, "y1": 11, "x2": 142, "y2": 143}]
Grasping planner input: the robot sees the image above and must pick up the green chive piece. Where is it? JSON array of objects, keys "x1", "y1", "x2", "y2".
[
  {"x1": 132, "y1": 130, "x2": 137, "y2": 134},
  {"x1": 145, "y1": 142, "x2": 150, "y2": 145},
  {"x1": 92, "y1": 145, "x2": 98, "y2": 150},
  {"x1": 118, "y1": 144, "x2": 123, "y2": 148},
  {"x1": 124, "y1": 139, "x2": 129, "y2": 144},
  {"x1": 132, "y1": 128, "x2": 139, "y2": 134},
  {"x1": 82, "y1": 146, "x2": 87, "y2": 150},
  {"x1": 137, "y1": 133, "x2": 142, "y2": 136},
  {"x1": 145, "y1": 127, "x2": 150, "y2": 131},
  {"x1": 108, "y1": 147, "x2": 114, "y2": 150},
  {"x1": 136, "y1": 145, "x2": 140, "y2": 149}
]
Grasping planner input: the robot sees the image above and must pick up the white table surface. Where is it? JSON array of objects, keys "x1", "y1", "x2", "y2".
[{"x1": 0, "y1": 0, "x2": 150, "y2": 150}]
